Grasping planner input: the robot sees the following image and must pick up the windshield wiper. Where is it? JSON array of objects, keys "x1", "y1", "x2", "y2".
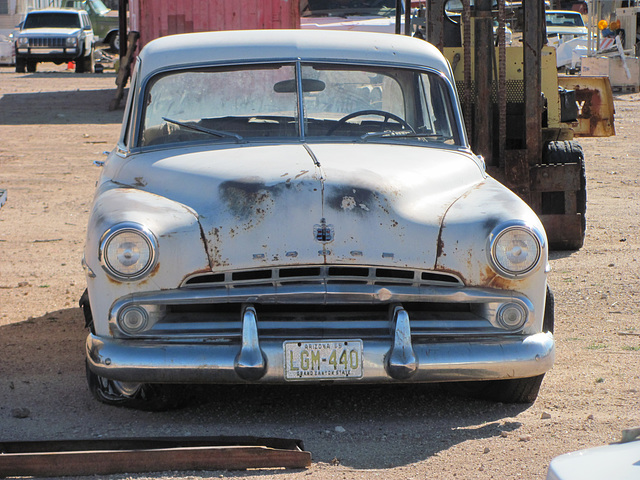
[
  {"x1": 360, "y1": 130, "x2": 454, "y2": 143},
  {"x1": 162, "y1": 117, "x2": 244, "y2": 142}
]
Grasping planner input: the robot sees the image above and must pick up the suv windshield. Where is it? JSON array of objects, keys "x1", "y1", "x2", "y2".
[
  {"x1": 300, "y1": 0, "x2": 398, "y2": 17},
  {"x1": 88, "y1": 0, "x2": 110, "y2": 16},
  {"x1": 546, "y1": 12, "x2": 585, "y2": 28},
  {"x1": 140, "y1": 62, "x2": 461, "y2": 148},
  {"x1": 24, "y1": 12, "x2": 80, "y2": 28}
]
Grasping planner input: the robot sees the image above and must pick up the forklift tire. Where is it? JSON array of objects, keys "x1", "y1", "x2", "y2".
[{"x1": 542, "y1": 140, "x2": 586, "y2": 250}]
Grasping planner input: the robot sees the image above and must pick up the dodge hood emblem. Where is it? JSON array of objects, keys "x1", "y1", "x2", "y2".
[{"x1": 314, "y1": 219, "x2": 334, "y2": 243}]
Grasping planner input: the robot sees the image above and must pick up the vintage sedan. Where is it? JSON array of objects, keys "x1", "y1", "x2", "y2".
[{"x1": 81, "y1": 29, "x2": 555, "y2": 409}]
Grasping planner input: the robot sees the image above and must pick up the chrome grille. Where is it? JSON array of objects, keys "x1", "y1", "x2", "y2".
[
  {"x1": 136, "y1": 302, "x2": 489, "y2": 340},
  {"x1": 110, "y1": 269, "x2": 529, "y2": 341},
  {"x1": 184, "y1": 266, "x2": 463, "y2": 288},
  {"x1": 27, "y1": 36, "x2": 67, "y2": 47}
]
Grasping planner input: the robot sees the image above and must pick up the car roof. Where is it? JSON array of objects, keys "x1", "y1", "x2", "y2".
[
  {"x1": 546, "y1": 10, "x2": 583, "y2": 16},
  {"x1": 137, "y1": 29, "x2": 453, "y2": 81},
  {"x1": 27, "y1": 8, "x2": 84, "y2": 13}
]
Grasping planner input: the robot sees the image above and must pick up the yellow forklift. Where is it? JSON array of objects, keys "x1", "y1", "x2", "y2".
[{"x1": 407, "y1": 0, "x2": 590, "y2": 249}]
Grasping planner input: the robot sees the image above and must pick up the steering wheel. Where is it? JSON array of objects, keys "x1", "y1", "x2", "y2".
[{"x1": 327, "y1": 110, "x2": 415, "y2": 135}]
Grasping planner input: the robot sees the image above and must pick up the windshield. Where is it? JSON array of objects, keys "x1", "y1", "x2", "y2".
[
  {"x1": 546, "y1": 12, "x2": 585, "y2": 28},
  {"x1": 88, "y1": 0, "x2": 110, "y2": 16},
  {"x1": 300, "y1": 0, "x2": 398, "y2": 17},
  {"x1": 140, "y1": 62, "x2": 461, "y2": 148},
  {"x1": 23, "y1": 12, "x2": 80, "y2": 29}
]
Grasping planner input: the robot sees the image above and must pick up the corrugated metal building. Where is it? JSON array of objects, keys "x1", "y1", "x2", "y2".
[{"x1": 129, "y1": 0, "x2": 299, "y2": 49}]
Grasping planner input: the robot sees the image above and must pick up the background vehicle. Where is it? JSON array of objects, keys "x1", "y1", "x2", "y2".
[
  {"x1": 546, "y1": 428, "x2": 640, "y2": 480},
  {"x1": 304, "y1": 0, "x2": 590, "y2": 250},
  {"x1": 546, "y1": 9, "x2": 588, "y2": 39},
  {"x1": 300, "y1": 0, "x2": 404, "y2": 32},
  {"x1": 61, "y1": 0, "x2": 119, "y2": 52},
  {"x1": 14, "y1": 8, "x2": 95, "y2": 73}
]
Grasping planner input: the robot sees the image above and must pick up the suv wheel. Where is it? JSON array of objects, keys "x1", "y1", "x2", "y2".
[
  {"x1": 75, "y1": 46, "x2": 94, "y2": 73},
  {"x1": 109, "y1": 33, "x2": 120, "y2": 53},
  {"x1": 26, "y1": 60, "x2": 37, "y2": 73},
  {"x1": 15, "y1": 58, "x2": 26, "y2": 73}
]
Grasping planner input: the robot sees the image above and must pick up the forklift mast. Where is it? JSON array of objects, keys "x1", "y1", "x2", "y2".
[{"x1": 415, "y1": 0, "x2": 586, "y2": 250}]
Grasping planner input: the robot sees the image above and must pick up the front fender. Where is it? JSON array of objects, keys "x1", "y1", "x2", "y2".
[
  {"x1": 435, "y1": 177, "x2": 549, "y2": 331},
  {"x1": 84, "y1": 185, "x2": 210, "y2": 336}
]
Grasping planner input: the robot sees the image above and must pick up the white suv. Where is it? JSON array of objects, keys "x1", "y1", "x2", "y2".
[{"x1": 14, "y1": 8, "x2": 95, "y2": 73}]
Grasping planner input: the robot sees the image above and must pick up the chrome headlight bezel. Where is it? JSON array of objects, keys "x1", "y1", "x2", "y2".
[
  {"x1": 99, "y1": 222, "x2": 158, "y2": 281},
  {"x1": 489, "y1": 222, "x2": 544, "y2": 279}
]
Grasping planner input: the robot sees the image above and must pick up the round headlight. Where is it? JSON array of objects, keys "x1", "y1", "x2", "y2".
[
  {"x1": 65, "y1": 36, "x2": 78, "y2": 47},
  {"x1": 497, "y1": 302, "x2": 527, "y2": 330},
  {"x1": 100, "y1": 223, "x2": 157, "y2": 280},
  {"x1": 118, "y1": 306, "x2": 149, "y2": 334},
  {"x1": 490, "y1": 225, "x2": 542, "y2": 277}
]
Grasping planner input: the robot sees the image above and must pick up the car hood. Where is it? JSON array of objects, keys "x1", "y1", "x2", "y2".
[
  {"x1": 547, "y1": 26, "x2": 588, "y2": 37},
  {"x1": 19, "y1": 27, "x2": 81, "y2": 36},
  {"x1": 112, "y1": 143, "x2": 484, "y2": 271}
]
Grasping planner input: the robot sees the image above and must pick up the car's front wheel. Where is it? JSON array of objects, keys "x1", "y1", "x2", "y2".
[
  {"x1": 85, "y1": 361, "x2": 187, "y2": 411},
  {"x1": 442, "y1": 286, "x2": 555, "y2": 404}
]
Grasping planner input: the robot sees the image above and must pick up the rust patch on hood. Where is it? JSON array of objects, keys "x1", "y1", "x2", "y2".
[
  {"x1": 219, "y1": 179, "x2": 275, "y2": 219},
  {"x1": 209, "y1": 226, "x2": 230, "y2": 267},
  {"x1": 326, "y1": 186, "x2": 379, "y2": 216}
]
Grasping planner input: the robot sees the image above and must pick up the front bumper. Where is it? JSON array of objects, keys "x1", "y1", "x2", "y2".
[
  {"x1": 16, "y1": 47, "x2": 82, "y2": 61},
  {"x1": 86, "y1": 331, "x2": 555, "y2": 384}
]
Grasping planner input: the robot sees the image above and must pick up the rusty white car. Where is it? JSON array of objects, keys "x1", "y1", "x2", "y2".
[{"x1": 81, "y1": 29, "x2": 555, "y2": 410}]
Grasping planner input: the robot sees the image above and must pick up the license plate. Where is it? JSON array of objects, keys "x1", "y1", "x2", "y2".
[{"x1": 284, "y1": 340, "x2": 363, "y2": 380}]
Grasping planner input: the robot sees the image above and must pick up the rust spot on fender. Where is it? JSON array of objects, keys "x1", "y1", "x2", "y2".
[
  {"x1": 432, "y1": 265, "x2": 467, "y2": 285},
  {"x1": 180, "y1": 266, "x2": 213, "y2": 285},
  {"x1": 479, "y1": 266, "x2": 517, "y2": 290},
  {"x1": 436, "y1": 228, "x2": 445, "y2": 259},
  {"x1": 206, "y1": 226, "x2": 230, "y2": 267},
  {"x1": 104, "y1": 261, "x2": 160, "y2": 285},
  {"x1": 149, "y1": 262, "x2": 161, "y2": 276},
  {"x1": 106, "y1": 275, "x2": 122, "y2": 285}
]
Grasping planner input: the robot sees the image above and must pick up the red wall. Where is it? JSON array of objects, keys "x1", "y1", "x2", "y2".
[{"x1": 130, "y1": 0, "x2": 300, "y2": 49}]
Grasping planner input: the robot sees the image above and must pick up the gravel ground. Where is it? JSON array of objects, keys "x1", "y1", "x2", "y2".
[{"x1": 0, "y1": 63, "x2": 638, "y2": 480}]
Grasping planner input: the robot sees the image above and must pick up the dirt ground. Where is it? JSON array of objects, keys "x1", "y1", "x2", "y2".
[{"x1": 0, "y1": 62, "x2": 638, "y2": 480}]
